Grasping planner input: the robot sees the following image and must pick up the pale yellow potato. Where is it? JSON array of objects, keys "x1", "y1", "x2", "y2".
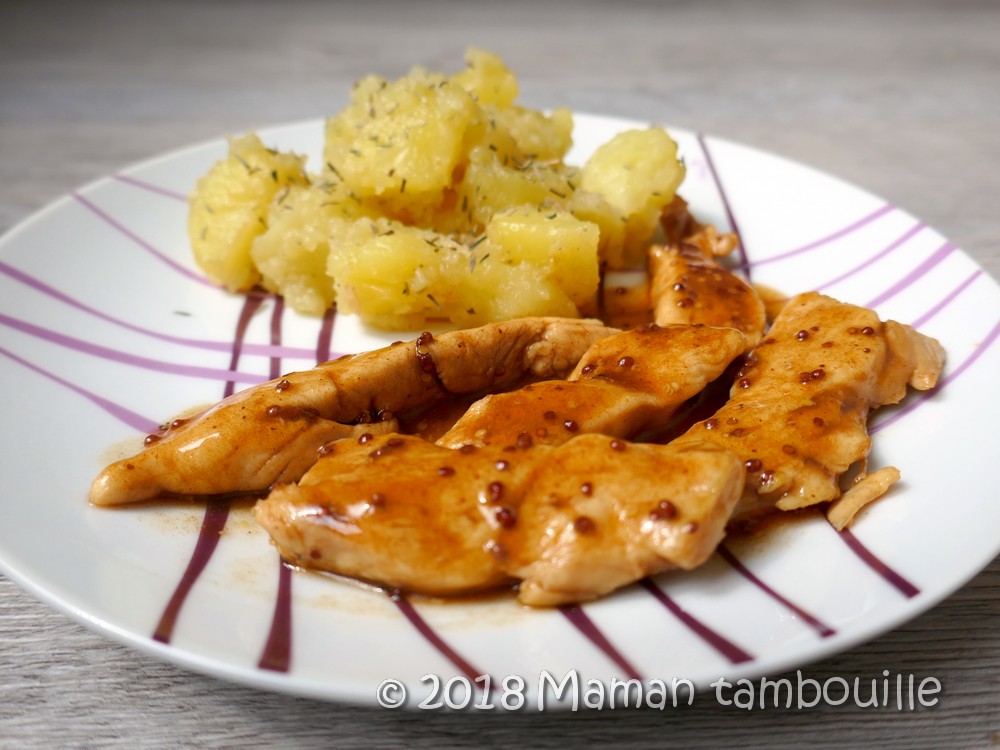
[
  {"x1": 482, "y1": 206, "x2": 599, "y2": 311},
  {"x1": 486, "y1": 104, "x2": 574, "y2": 163},
  {"x1": 579, "y1": 128, "x2": 686, "y2": 268},
  {"x1": 451, "y1": 159, "x2": 577, "y2": 234},
  {"x1": 451, "y1": 48, "x2": 519, "y2": 108},
  {"x1": 323, "y1": 69, "x2": 479, "y2": 225},
  {"x1": 188, "y1": 133, "x2": 308, "y2": 290},
  {"x1": 326, "y1": 219, "x2": 475, "y2": 330},
  {"x1": 250, "y1": 182, "x2": 375, "y2": 315},
  {"x1": 327, "y1": 206, "x2": 599, "y2": 330},
  {"x1": 189, "y1": 49, "x2": 688, "y2": 329}
]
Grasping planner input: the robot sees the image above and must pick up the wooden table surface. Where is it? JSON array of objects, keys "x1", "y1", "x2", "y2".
[{"x1": 1, "y1": 1, "x2": 998, "y2": 747}]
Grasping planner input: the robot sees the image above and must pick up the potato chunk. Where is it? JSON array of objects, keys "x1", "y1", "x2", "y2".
[
  {"x1": 327, "y1": 207, "x2": 599, "y2": 330},
  {"x1": 188, "y1": 133, "x2": 308, "y2": 290},
  {"x1": 323, "y1": 70, "x2": 479, "y2": 224},
  {"x1": 579, "y1": 128, "x2": 685, "y2": 268},
  {"x1": 188, "y1": 50, "x2": 688, "y2": 329},
  {"x1": 250, "y1": 182, "x2": 376, "y2": 315}
]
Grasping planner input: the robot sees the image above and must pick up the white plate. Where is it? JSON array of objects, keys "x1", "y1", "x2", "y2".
[{"x1": 1, "y1": 114, "x2": 998, "y2": 709}]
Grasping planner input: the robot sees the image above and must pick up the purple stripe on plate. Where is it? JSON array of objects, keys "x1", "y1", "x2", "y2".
[
  {"x1": 835, "y1": 526, "x2": 920, "y2": 598},
  {"x1": 0, "y1": 344, "x2": 159, "y2": 433},
  {"x1": 153, "y1": 294, "x2": 262, "y2": 644},
  {"x1": 0, "y1": 312, "x2": 267, "y2": 385},
  {"x1": 640, "y1": 578, "x2": 753, "y2": 664},
  {"x1": 113, "y1": 173, "x2": 188, "y2": 202},
  {"x1": 391, "y1": 592, "x2": 494, "y2": 689},
  {"x1": 815, "y1": 223, "x2": 925, "y2": 292},
  {"x1": 865, "y1": 241, "x2": 956, "y2": 309},
  {"x1": 153, "y1": 499, "x2": 231, "y2": 643},
  {"x1": 257, "y1": 297, "x2": 294, "y2": 673},
  {"x1": 268, "y1": 295, "x2": 285, "y2": 380},
  {"x1": 73, "y1": 192, "x2": 214, "y2": 288},
  {"x1": 258, "y1": 558, "x2": 295, "y2": 672},
  {"x1": 560, "y1": 605, "x2": 644, "y2": 681},
  {"x1": 748, "y1": 205, "x2": 895, "y2": 268},
  {"x1": 717, "y1": 545, "x2": 835, "y2": 638},
  {"x1": 0, "y1": 260, "x2": 315, "y2": 360},
  {"x1": 316, "y1": 307, "x2": 337, "y2": 364},
  {"x1": 817, "y1": 274, "x2": 992, "y2": 607},
  {"x1": 698, "y1": 134, "x2": 751, "y2": 280},
  {"x1": 221, "y1": 295, "x2": 265, "y2": 398},
  {"x1": 871, "y1": 316, "x2": 1000, "y2": 435},
  {"x1": 908, "y1": 270, "x2": 982, "y2": 331}
]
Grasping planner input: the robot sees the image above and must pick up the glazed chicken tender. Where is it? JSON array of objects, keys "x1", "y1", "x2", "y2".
[
  {"x1": 89, "y1": 317, "x2": 616, "y2": 506},
  {"x1": 439, "y1": 323, "x2": 746, "y2": 449},
  {"x1": 255, "y1": 434, "x2": 745, "y2": 606},
  {"x1": 670, "y1": 292, "x2": 945, "y2": 521},
  {"x1": 648, "y1": 242, "x2": 766, "y2": 350}
]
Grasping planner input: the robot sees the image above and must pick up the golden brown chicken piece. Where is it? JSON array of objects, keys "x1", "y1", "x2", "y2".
[
  {"x1": 438, "y1": 324, "x2": 746, "y2": 449},
  {"x1": 660, "y1": 195, "x2": 740, "y2": 258},
  {"x1": 670, "y1": 292, "x2": 945, "y2": 520},
  {"x1": 89, "y1": 317, "x2": 617, "y2": 506},
  {"x1": 648, "y1": 243, "x2": 767, "y2": 349},
  {"x1": 255, "y1": 433, "x2": 744, "y2": 606}
]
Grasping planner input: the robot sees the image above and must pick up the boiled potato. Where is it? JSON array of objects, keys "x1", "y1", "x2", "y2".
[
  {"x1": 188, "y1": 133, "x2": 308, "y2": 290},
  {"x1": 250, "y1": 182, "x2": 375, "y2": 315},
  {"x1": 326, "y1": 219, "x2": 475, "y2": 330},
  {"x1": 189, "y1": 49, "x2": 688, "y2": 329},
  {"x1": 451, "y1": 48, "x2": 519, "y2": 108},
  {"x1": 486, "y1": 105, "x2": 573, "y2": 163},
  {"x1": 451, "y1": 159, "x2": 577, "y2": 234},
  {"x1": 578, "y1": 128, "x2": 685, "y2": 268},
  {"x1": 323, "y1": 69, "x2": 479, "y2": 226},
  {"x1": 481, "y1": 206, "x2": 599, "y2": 311},
  {"x1": 327, "y1": 206, "x2": 599, "y2": 329}
]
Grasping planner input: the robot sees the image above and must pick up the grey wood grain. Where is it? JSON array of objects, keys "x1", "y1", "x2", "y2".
[{"x1": 2, "y1": 0, "x2": 998, "y2": 747}]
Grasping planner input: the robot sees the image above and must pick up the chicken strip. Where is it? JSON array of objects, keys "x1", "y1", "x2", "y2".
[
  {"x1": 660, "y1": 195, "x2": 740, "y2": 258},
  {"x1": 90, "y1": 317, "x2": 616, "y2": 506},
  {"x1": 438, "y1": 324, "x2": 746, "y2": 449},
  {"x1": 670, "y1": 292, "x2": 945, "y2": 519},
  {"x1": 255, "y1": 433, "x2": 744, "y2": 606},
  {"x1": 649, "y1": 243, "x2": 767, "y2": 350}
]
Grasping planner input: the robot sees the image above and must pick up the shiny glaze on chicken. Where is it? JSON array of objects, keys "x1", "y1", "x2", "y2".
[
  {"x1": 89, "y1": 317, "x2": 616, "y2": 506},
  {"x1": 255, "y1": 433, "x2": 744, "y2": 606},
  {"x1": 671, "y1": 292, "x2": 945, "y2": 518},
  {"x1": 648, "y1": 243, "x2": 767, "y2": 349},
  {"x1": 439, "y1": 324, "x2": 746, "y2": 449}
]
